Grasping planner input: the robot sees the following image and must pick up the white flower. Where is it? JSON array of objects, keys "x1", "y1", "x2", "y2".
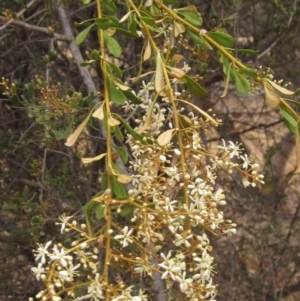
[
  {"x1": 165, "y1": 166, "x2": 180, "y2": 182},
  {"x1": 240, "y1": 154, "x2": 252, "y2": 169},
  {"x1": 175, "y1": 271, "x2": 193, "y2": 293},
  {"x1": 158, "y1": 251, "x2": 182, "y2": 280},
  {"x1": 217, "y1": 139, "x2": 243, "y2": 159},
  {"x1": 114, "y1": 226, "x2": 134, "y2": 248},
  {"x1": 49, "y1": 244, "x2": 73, "y2": 267},
  {"x1": 173, "y1": 232, "x2": 193, "y2": 247},
  {"x1": 56, "y1": 213, "x2": 72, "y2": 233},
  {"x1": 188, "y1": 178, "x2": 208, "y2": 196},
  {"x1": 31, "y1": 263, "x2": 45, "y2": 281},
  {"x1": 58, "y1": 263, "x2": 80, "y2": 282},
  {"x1": 34, "y1": 240, "x2": 52, "y2": 264},
  {"x1": 74, "y1": 273, "x2": 105, "y2": 301},
  {"x1": 138, "y1": 81, "x2": 154, "y2": 100}
]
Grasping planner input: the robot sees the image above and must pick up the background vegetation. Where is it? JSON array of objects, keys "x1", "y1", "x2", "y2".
[{"x1": 1, "y1": 0, "x2": 300, "y2": 300}]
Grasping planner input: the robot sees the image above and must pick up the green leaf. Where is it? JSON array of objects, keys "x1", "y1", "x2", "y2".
[
  {"x1": 207, "y1": 31, "x2": 234, "y2": 48},
  {"x1": 75, "y1": 24, "x2": 94, "y2": 45},
  {"x1": 85, "y1": 200, "x2": 96, "y2": 233},
  {"x1": 280, "y1": 105, "x2": 297, "y2": 134},
  {"x1": 117, "y1": 116, "x2": 153, "y2": 144},
  {"x1": 183, "y1": 75, "x2": 207, "y2": 97},
  {"x1": 90, "y1": 49, "x2": 101, "y2": 60},
  {"x1": 219, "y1": 54, "x2": 231, "y2": 75},
  {"x1": 120, "y1": 204, "x2": 132, "y2": 217},
  {"x1": 112, "y1": 176, "x2": 127, "y2": 198},
  {"x1": 102, "y1": 0, "x2": 117, "y2": 13},
  {"x1": 114, "y1": 125, "x2": 124, "y2": 142},
  {"x1": 114, "y1": 146, "x2": 128, "y2": 164},
  {"x1": 109, "y1": 81, "x2": 126, "y2": 104},
  {"x1": 107, "y1": 36, "x2": 122, "y2": 58},
  {"x1": 141, "y1": 16, "x2": 155, "y2": 26},
  {"x1": 128, "y1": 13, "x2": 137, "y2": 34},
  {"x1": 107, "y1": 61, "x2": 123, "y2": 77},
  {"x1": 239, "y1": 68, "x2": 258, "y2": 78},
  {"x1": 178, "y1": 11, "x2": 203, "y2": 27},
  {"x1": 122, "y1": 90, "x2": 142, "y2": 104},
  {"x1": 95, "y1": 17, "x2": 118, "y2": 30},
  {"x1": 82, "y1": 0, "x2": 91, "y2": 3},
  {"x1": 236, "y1": 49, "x2": 259, "y2": 55},
  {"x1": 95, "y1": 204, "x2": 105, "y2": 219},
  {"x1": 101, "y1": 170, "x2": 108, "y2": 191},
  {"x1": 231, "y1": 70, "x2": 250, "y2": 94},
  {"x1": 115, "y1": 27, "x2": 139, "y2": 38},
  {"x1": 150, "y1": 4, "x2": 159, "y2": 15},
  {"x1": 178, "y1": 114, "x2": 193, "y2": 129},
  {"x1": 186, "y1": 28, "x2": 212, "y2": 51}
]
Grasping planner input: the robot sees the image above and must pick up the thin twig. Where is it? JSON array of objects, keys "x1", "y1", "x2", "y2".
[
  {"x1": 0, "y1": 16, "x2": 71, "y2": 42},
  {"x1": 0, "y1": 0, "x2": 39, "y2": 31}
]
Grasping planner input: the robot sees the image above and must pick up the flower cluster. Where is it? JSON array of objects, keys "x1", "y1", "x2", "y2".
[{"x1": 31, "y1": 57, "x2": 265, "y2": 300}]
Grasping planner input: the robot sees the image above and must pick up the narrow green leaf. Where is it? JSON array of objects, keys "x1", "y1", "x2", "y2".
[
  {"x1": 122, "y1": 90, "x2": 142, "y2": 104},
  {"x1": 114, "y1": 125, "x2": 124, "y2": 142},
  {"x1": 107, "y1": 36, "x2": 122, "y2": 58},
  {"x1": 117, "y1": 116, "x2": 153, "y2": 144},
  {"x1": 82, "y1": 0, "x2": 91, "y2": 3},
  {"x1": 109, "y1": 81, "x2": 126, "y2": 104},
  {"x1": 112, "y1": 176, "x2": 127, "y2": 198},
  {"x1": 101, "y1": 170, "x2": 108, "y2": 191},
  {"x1": 128, "y1": 13, "x2": 137, "y2": 34},
  {"x1": 115, "y1": 28, "x2": 139, "y2": 38},
  {"x1": 102, "y1": 0, "x2": 117, "y2": 13},
  {"x1": 114, "y1": 146, "x2": 128, "y2": 164},
  {"x1": 232, "y1": 70, "x2": 250, "y2": 94},
  {"x1": 239, "y1": 68, "x2": 258, "y2": 78},
  {"x1": 236, "y1": 49, "x2": 259, "y2": 55},
  {"x1": 95, "y1": 204, "x2": 105, "y2": 219},
  {"x1": 75, "y1": 24, "x2": 94, "y2": 45},
  {"x1": 85, "y1": 200, "x2": 96, "y2": 234},
  {"x1": 279, "y1": 105, "x2": 297, "y2": 134},
  {"x1": 178, "y1": 11, "x2": 203, "y2": 27},
  {"x1": 107, "y1": 61, "x2": 123, "y2": 77},
  {"x1": 141, "y1": 16, "x2": 155, "y2": 26},
  {"x1": 183, "y1": 75, "x2": 207, "y2": 97},
  {"x1": 186, "y1": 28, "x2": 212, "y2": 51},
  {"x1": 178, "y1": 114, "x2": 193, "y2": 129},
  {"x1": 285, "y1": 99, "x2": 300, "y2": 108},
  {"x1": 207, "y1": 31, "x2": 234, "y2": 48},
  {"x1": 95, "y1": 17, "x2": 119, "y2": 30}
]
